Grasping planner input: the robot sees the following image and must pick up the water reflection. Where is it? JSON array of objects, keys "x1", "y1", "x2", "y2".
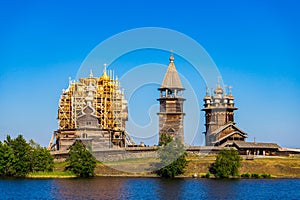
[
  {"x1": 156, "y1": 178, "x2": 185, "y2": 199},
  {"x1": 156, "y1": 179, "x2": 240, "y2": 200},
  {"x1": 1, "y1": 177, "x2": 299, "y2": 199},
  {"x1": 199, "y1": 179, "x2": 240, "y2": 199},
  {"x1": 53, "y1": 178, "x2": 245, "y2": 200},
  {"x1": 54, "y1": 177, "x2": 127, "y2": 199}
]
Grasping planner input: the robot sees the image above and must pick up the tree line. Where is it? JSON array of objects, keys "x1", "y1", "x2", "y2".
[
  {"x1": 0, "y1": 135, "x2": 54, "y2": 176},
  {"x1": 0, "y1": 134, "x2": 243, "y2": 178}
]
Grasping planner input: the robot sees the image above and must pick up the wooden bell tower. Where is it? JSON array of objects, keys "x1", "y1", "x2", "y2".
[{"x1": 157, "y1": 54, "x2": 185, "y2": 144}]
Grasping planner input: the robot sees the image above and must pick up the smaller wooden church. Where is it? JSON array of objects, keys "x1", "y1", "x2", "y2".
[
  {"x1": 202, "y1": 80, "x2": 280, "y2": 155},
  {"x1": 202, "y1": 81, "x2": 247, "y2": 147}
]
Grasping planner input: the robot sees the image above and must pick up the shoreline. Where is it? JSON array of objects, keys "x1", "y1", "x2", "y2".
[
  {"x1": 23, "y1": 174, "x2": 300, "y2": 179},
  {"x1": 2, "y1": 155, "x2": 299, "y2": 179}
]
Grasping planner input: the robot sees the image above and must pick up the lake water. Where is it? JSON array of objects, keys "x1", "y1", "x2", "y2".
[{"x1": 0, "y1": 177, "x2": 299, "y2": 199}]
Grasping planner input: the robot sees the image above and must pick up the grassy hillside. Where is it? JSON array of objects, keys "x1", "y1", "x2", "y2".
[
  {"x1": 239, "y1": 157, "x2": 300, "y2": 178},
  {"x1": 184, "y1": 155, "x2": 300, "y2": 178},
  {"x1": 27, "y1": 155, "x2": 300, "y2": 178}
]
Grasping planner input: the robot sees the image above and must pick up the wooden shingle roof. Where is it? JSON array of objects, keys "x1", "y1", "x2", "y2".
[
  {"x1": 160, "y1": 55, "x2": 183, "y2": 89},
  {"x1": 234, "y1": 141, "x2": 280, "y2": 149}
]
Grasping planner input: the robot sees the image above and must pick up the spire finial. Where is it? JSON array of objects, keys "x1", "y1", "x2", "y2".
[
  {"x1": 90, "y1": 69, "x2": 94, "y2": 78},
  {"x1": 169, "y1": 50, "x2": 174, "y2": 62},
  {"x1": 229, "y1": 85, "x2": 233, "y2": 95},
  {"x1": 103, "y1": 63, "x2": 108, "y2": 76},
  {"x1": 103, "y1": 63, "x2": 107, "y2": 73},
  {"x1": 217, "y1": 76, "x2": 222, "y2": 86},
  {"x1": 224, "y1": 85, "x2": 228, "y2": 95},
  {"x1": 206, "y1": 86, "x2": 210, "y2": 96},
  {"x1": 101, "y1": 63, "x2": 110, "y2": 80},
  {"x1": 214, "y1": 76, "x2": 224, "y2": 95}
]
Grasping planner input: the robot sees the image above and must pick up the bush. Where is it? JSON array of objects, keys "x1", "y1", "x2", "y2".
[
  {"x1": 205, "y1": 172, "x2": 210, "y2": 178},
  {"x1": 251, "y1": 173, "x2": 260, "y2": 178},
  {"x1": 261, "y1": 173, "x2": 271, "y2": 178},
  {"x1": 241, "y1": 173, "x2": 250, "y2": 178},
  {"x1": 213, "y1": 149, "x2": 242, "y2": 178},
  {"x1": 65, "y1": 141, "x2": 97, "y2": 177}
]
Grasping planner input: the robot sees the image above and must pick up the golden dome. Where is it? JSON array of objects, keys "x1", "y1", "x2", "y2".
[
  {"x1": 100, "y1": 63, "x2": 110, "y2": 80},
  {"x1": 100, "y1": 71, "x2": 110, "y2": 80}
]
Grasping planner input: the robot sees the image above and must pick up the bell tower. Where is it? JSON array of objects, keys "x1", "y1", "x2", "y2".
[{"x1": 157, "y1": 54, "x2": 185, "y2": 144}]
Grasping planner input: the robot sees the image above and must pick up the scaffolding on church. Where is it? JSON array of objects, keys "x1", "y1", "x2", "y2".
[
  {"x1": 57, "y1": 70, "x2": 125, "y2": 130},
  {"x1": 49, "y1": 66, "x2": 134, "y2": 150}
]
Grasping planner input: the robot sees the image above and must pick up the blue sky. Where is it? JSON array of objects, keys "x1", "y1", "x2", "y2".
[{"x1": 0, "y1": 0, "x2": 299, "y2": 147}]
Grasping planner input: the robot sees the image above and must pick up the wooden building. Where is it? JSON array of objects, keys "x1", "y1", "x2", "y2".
[
  {"x1": 49, "y1": 66, "x2": 135, "y2": 151},
  {"x1": 201, "y1": 80, "x2": 282, "y2": 155},
  {"x1": 232, "y1": 141, "x2": 280, "y2": 156},
  {"x1": 157, "y1": 54, "x2": 185, "y2": 144},
  {"x1": 202, "y1": 80, "x2": 247, "y2": 146}
]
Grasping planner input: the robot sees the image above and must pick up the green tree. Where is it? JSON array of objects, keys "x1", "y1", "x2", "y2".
[
  {"x1": 0, "y1": 135, "x2": 53, "y2": 176},
  {"x1": 156, "y1": 133, "x2": 188, "y2": 178},
  {"x1": 65, "y1": 140, "x2": 97, "y2": 177},
  {"x1": 5, "y1": 135, "x2": 31, "y2": 176},
  {"x1": 213, "y1": 149, "x2": 242, "y2": 178},
  {"x1": 0, "y1": 141, "x2": 3, "y2": 175},
  {"x1": 30, "y1": 147, "x2": 54, "y2": 172},
  {"x1": 158, "y1": 133, "x2": 173, "y2": 146},
  {"x1": 28, "y1": 140, "x2": 54, "y2": 172},
  {"x1": 0, "y1": 142, "x2": 16, "y2": 176}
]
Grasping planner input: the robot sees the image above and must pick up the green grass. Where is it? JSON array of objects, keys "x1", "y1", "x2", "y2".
[
  {"x1": 105, "y1": 157, "x2": 158, "y2": 164},
  {"x1": 26, "y1": 162, "x2": 77, "y2": 178},
  {"x1": 27, "y1": 171, "x2": 76, "y2": 178},
  {"x1": 53, "y1": 161, "x2": 67, "y2": 171}
]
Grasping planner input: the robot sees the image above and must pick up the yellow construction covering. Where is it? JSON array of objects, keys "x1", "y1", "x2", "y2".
[{"x1": 57, "y1": 68, "x2": 127, "y2": 132}]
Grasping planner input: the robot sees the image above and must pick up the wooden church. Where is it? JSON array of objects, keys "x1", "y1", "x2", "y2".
[{"x1": 202, "y1": 81, "x2": 247, "y2": 146}]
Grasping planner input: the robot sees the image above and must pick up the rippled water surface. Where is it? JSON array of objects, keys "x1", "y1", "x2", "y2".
[{"x1": 0, "y1": 177, "x2": 299, "y2": 199}]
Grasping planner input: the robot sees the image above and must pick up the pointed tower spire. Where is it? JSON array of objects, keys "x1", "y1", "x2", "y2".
[
  {"x1": 160, "y1": 53, "x2": 183, "y2": 89},
  {"x1": 90, "y1": 69, "x2": 94, "y2": 78}
]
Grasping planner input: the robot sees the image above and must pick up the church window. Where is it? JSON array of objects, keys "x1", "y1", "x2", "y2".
[
  {"x1": 168, "y1": 128, "x2": 175, "y2": 133},
  {"x1": 82, "y1": 133, "x2": 87, "y2": 138}
]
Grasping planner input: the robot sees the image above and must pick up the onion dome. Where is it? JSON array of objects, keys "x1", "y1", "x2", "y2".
[
  {"x1": 204, "y1": 87, "x2": 212, "y2": 100},
  {"x1": 100, "y1": 64, "x2": 110, "y2": 81},
  {"x1": 214, "y1": 84, "x2": 224, "y2": 95}
]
